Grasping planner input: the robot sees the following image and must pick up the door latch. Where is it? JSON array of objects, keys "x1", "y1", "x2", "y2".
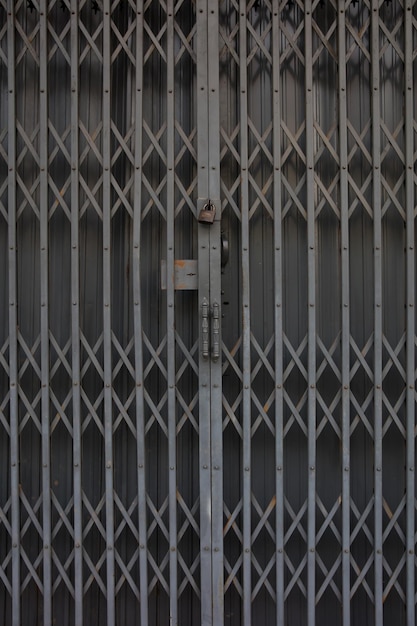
[{"x1": 201, "y1": 299, "x2": 221, "y2": 360}]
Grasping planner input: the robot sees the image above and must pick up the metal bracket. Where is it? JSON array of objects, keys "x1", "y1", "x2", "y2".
[{"x1": 161, "y1": 259, "x2": 198, "y2": 290}]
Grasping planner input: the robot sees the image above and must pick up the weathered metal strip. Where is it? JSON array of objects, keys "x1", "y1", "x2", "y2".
[
  {"x1": 70, "y1": 4, "x2": 83, "y2": 623},
  {"x1": 208, "y1": 1, "x2": 223, "y2": 624},
  {"x1": 272, "y1": 2, "x2": 284, "y2": 624},
  {"x1": 304, "y1": 4, "x2": 316, "y2": 624},
  {"x1": 166, "y1": 2, "x2": 178, "y2": 622},
  {"x1": 338, "y1": 3, "x2": 350, "y2": 624},
  {"x1": 371, "y1": 2, "x2": 383, "y2": 623},
  {"x1": 239, "y1": 2, "x2": 251, "y2": 624},
  {"x1": 39, "y1": 4, "x2": 52, "y2": 623},
  {"x1": 102, "y1": 4, "x2": 115, "y2": 624},
  {"x1": 7, "y1": 4, "x2": 20, "y2": 625},
  {"x1": 404, "y1": 2, "x2": 415, "y2": 624},
  {"x1": 196, "y1": 1, "x2": 212, "y2": 623},
  {"x1": 133, "y1": 4, "x2": 149, "y2": 624},
  {"x1": 160, "y1": 260, "x2": 198, "y2": 291}
]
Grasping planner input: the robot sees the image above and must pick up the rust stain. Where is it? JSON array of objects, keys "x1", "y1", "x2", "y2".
[{"x1": 175, "y1": 260, "x2": 186, "y2": 268}]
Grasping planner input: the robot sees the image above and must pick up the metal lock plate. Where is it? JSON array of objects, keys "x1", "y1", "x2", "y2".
[{"x1": 198, "y1": 201, "x2": 216, "y2": 224}]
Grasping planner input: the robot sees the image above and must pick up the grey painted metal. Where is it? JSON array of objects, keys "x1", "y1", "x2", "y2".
[
  {"x1": 371, "y1": 4, "x2": 383, "y2": 624},
  {"x1": 337, "y1": 3, "x2": 350, "y2": 625},
  {"x1": 102, "y1": 4, "x2": 116, "y2": 624},
  {"x1": 272, "y1": 2, "x2": 284, "y2": 625},
  {"x1": 304, "y1": 4, "x2": 316, "y2": 625},
  {"x1": 7, "y1": 4, "x2": 20, "y2": 625},
  {"x1": 133, "y1": 7, "x2": 149, "y2": 624},
  {"x1": 166, "y1": 2, "x2": 178, "y2": 623},
  {"x1": 39, "y1": 5, "x2": 52, "y2": 624},
  {"x1": 207, "y1": 2, "x2": 223, "y2": 625},
  {"x1": 70, "y1": 4, "x2": 83, "y2": 624},
  {"x1": 404, "y1": 2, "x2": 415, "y2": 624},
  {"x1": 238, "y1": 3, "x2": 251, "y2": 625},
  {"x1": 196, "y1": 1, "x2": 212, "y2": 623}
]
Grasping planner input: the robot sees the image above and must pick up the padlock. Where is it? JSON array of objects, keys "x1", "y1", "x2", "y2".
[{"x1": 198, "y1": 202, "x2": 216, "y2": 224}]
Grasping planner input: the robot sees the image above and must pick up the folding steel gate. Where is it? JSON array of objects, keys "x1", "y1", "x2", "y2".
[{"x1": 1, "y1": 1, "x2": 417, "y2": 625}]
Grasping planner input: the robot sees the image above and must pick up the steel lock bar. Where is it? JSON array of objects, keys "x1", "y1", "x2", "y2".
[
  {"x1": 201, "y1": 298, "x2": 210, "y2": 359},
  {"x1": 211, "y1": 302, "x2": 220, "y2": 361},
  {"x1": 201, "y1": 299, "x2": 220, "y2": 360}
]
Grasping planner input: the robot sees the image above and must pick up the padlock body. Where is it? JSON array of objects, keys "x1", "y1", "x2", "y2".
[{"x1": 198, "y1": 203, "x2": 216, "y2": 224}]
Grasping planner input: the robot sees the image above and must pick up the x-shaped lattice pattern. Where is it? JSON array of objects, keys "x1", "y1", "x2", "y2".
[{"x1": 219, "y1": 0, "x2": 417, "y2": 621}]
